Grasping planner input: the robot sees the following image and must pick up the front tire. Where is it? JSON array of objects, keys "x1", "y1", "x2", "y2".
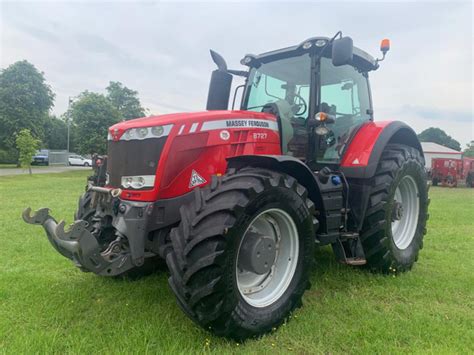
[
  {"x1": 166, "y1": 168, "x2": 317, "y2": 340},
  {"x1": 360, "y1": 144, "x2": 429, "y2": 273}
]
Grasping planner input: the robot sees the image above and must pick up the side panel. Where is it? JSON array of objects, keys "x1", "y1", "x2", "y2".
[
  {"x1": 157, "y1": 120, "x2": 281, "y2": 199},
  {"x1": 111, "y1": 112, "x2": 281, "y2": 202},
  {"x1": 340, "y1": 121, "x2": 391, "y2": 168}
]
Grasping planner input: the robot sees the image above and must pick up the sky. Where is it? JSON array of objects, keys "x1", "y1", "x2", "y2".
[{"x1": 1, "y1": 0, "x2": 473, "y2": 146}]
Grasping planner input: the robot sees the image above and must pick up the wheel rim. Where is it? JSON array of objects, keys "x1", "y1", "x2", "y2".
[
  {"x1": 391, "y1": 175, "x2": 420, "y2": 250},
  {"x1": 236, "y1": 208, "x2": 299, "y2": 308}
]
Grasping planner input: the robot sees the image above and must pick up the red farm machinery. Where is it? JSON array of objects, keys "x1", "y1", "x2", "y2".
[
  {"x1": 431, "y1": 157, "x2": 474, "y2": 187},
  {"x1": 24, "y1": 33, "x2": 429, "y2": 340}
]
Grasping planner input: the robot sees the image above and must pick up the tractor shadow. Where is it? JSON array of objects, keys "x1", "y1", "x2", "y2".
[
  {"x1": 307, "y1": 244, "x2": 388, "y2": 296},
  {"x1": 40, "y1": 244, "x2": 391, "y2": 346}
]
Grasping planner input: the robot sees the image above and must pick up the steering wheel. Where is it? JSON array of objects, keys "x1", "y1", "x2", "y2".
[{"x1": 292, "y1": 93, "x2": 308, "y2": 116}]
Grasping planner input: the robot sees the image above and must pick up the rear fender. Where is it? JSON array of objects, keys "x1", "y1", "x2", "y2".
[
  {"x1": 341, "y1": 120, "x2": 423, "y2": 179},
  {"x1": 340, "y1": 120, "x2": 424, "y2": 230}
]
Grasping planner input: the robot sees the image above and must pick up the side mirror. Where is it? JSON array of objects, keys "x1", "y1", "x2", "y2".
[{"x1": 331, "y1": 37, "x2": 353, "y2": 67}]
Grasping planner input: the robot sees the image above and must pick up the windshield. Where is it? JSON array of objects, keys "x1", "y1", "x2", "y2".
[{"x1": 243, "y1": 54, "x2": 311, "y2": 120}]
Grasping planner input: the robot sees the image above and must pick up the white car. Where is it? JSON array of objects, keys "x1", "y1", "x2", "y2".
[{"x1": 68, "y1": 155, "x2": 92, "y2": 167}]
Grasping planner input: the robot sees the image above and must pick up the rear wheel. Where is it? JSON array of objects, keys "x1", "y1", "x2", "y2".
[
  {"x1": 166, "y1": 168, "x2": 317, "y2": 340},
  {"x1": 360, "y1": 144, "x2": 429, "y2": 273}
]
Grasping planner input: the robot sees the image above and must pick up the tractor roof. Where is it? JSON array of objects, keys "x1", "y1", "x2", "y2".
[{"x1": 242, "y1": 36, "x2": 378, "y2": 72}]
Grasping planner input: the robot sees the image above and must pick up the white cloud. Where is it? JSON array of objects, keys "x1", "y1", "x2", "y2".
[{"x1": 1, "y1": 0, "x2": 472, "y2": 145}]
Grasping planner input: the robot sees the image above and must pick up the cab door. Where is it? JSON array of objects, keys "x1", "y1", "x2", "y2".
[{"x1": 314, "y1": 57, "x2": 372, "y2": 165}]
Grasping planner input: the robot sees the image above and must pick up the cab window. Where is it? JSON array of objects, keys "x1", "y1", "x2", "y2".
[
  {"x1": 317, "y1": 57, "x2": 371, "y2": 163},
  {"x1": 244, "y1": 54, "x2": 311, "y2": 158}
]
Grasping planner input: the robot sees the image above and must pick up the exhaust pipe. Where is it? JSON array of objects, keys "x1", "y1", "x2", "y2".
[{"x1": 206, "y1": 49, "x2": 233, "y2": 110}]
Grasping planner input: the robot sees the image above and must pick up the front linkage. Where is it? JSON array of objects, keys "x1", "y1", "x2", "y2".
[
  {"x1": 23, "y1": 156, "x2": 155, "y2": 276},
  {"x1": 22, "y1": 187, "x2": 152, "y2": 276}
]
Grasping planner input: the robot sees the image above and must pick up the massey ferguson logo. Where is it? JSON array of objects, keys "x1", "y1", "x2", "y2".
[{"x1": 225, "y1": 120, "x2": 270, "y2": 128}]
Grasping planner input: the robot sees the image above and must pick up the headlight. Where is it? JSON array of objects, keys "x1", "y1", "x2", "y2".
[
  {"x1": 122, "y1": 176, "x2": 134, "y2": 188},
  {"x1": 121, "y1": 175, "x2": 155, "y2": 189},
  {"x1": 120, "y1": 124, "x2": 173, "y2": 141},
  {"x1": 151, "y1": 126, "x2": 164, "y2": 137},
  {"x1": 137, "y1": 127, "x2": 148, "y2": 138}
]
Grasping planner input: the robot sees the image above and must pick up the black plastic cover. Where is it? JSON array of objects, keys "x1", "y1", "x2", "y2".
[{"x1": 206, "y1": 70, "x2": 233, "y2": 110}]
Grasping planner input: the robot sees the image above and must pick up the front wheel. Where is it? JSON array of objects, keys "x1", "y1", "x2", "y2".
[
  {"x1": 166, "y1": 168, "x2": 317, "y2": 340},
  {"x1": 360, "y1": 144, "x2": 429, "y2": 273}
]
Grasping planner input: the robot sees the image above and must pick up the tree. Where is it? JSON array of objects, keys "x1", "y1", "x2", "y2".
[
  {"x1": 71, "y1": 92, "x2": 121, "y2": 155},
  {"x1": 106, "y1": 81, "x2": 145, "y2": 120},
  {"x1": 43, "y1": 115, "x2": 67, "y2": 150},
  {"x1": 0, "y1": 61, "x2": 54, "y2": 162},
  {"x1": 15, "y1": 129, "x2": 40, "y2": 175},
  {"x1": 417, "y1": 127, "x2": 461, "y2": 151},
  {"x1": 463, "y1": 141, "x2": 474, "y2": 158}
]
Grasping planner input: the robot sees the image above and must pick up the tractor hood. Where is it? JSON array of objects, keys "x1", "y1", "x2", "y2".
[{"x1": 108, "y1": 110, "x2": 277, "y2": 141}]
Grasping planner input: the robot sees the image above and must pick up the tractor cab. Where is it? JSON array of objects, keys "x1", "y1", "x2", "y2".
[{"x1": 208, "y1": 34, "x2": 380, "y2": 168}]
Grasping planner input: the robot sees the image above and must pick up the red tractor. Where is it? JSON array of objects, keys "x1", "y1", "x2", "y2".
[
  {"x1": 23, "y1": 33, "x2": 429, "y2": 340},
  {"x1": 431, "y1": 157, "x2": 474, "y2": 187},
  {"x1": 431, "y1": 158, "x2": 462, "y2": 187}
]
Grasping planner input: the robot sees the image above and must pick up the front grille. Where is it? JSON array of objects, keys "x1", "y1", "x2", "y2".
[{"x1": 107, "y1": 137, "x2": 167, "y2": 188}]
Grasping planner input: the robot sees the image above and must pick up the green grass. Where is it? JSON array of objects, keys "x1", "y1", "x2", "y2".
[
  {"x1": 0, "y1": 164, "x2": 17, "y2": 169},
  {"x1": 1, "y1": 172, "x2": 473, "y2": 354}
]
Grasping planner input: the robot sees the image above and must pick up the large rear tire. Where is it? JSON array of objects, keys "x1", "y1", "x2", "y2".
[
  {"x1": 166, "y1": 168, "x2": 317, "y2": 340},
  {"x1": 360, "y1": 144, "x2": 429, "y2": 273}
]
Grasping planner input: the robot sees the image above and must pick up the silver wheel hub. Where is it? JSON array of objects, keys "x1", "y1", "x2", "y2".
[
  {"x1": 392, "y1": 201, "x2": 404, "y2": 221},
  {"x1": 236, "y1": 208, "x2": 299, "y2": 308},
  {"x1": 391, "y1": 175, "x2": 420, "y2": 250}
]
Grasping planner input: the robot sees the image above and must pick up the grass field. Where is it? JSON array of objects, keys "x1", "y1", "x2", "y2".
[{"x1": 1, "y1": 171, "x2": 473, "y2": 354}]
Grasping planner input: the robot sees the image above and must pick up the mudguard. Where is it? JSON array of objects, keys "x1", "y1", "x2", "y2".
[
  {"x1": 340, "y1": 120, "x2": 424, "y2": 230},
  {"x1": 340, "y1": 120, "x2": 423, "y2": 179},
  {"x1": 227, "y1": 155, "x2": 321, "y2": 203}
]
